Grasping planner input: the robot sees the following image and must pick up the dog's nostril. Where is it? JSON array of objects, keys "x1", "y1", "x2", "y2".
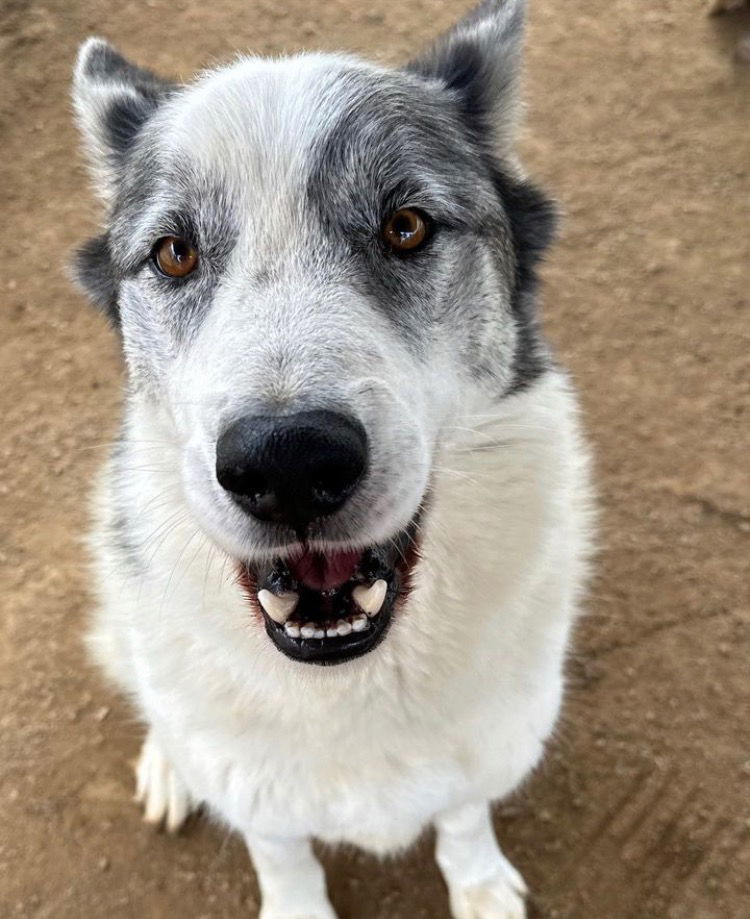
[
  {"x1": 220, "y1": 467, "x2": 267, "y2": 501},
  {"x1": 311, "y1": 464, "x2": 358, "y2": 503},
  {"x1": 215, "y1": 410, "x2": 367, "y2": 530},
  {"x1": 251, "y1": 491, "x2": 285, "y2": 523}
]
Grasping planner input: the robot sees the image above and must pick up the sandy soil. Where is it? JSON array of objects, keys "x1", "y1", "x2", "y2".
[{"x1": 1, "y1": 1, "x2": 749, "y2": 916}]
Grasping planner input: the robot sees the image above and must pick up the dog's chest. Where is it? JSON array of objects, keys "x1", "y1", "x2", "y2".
[
  {"x1": 153, "y1": 681, "x2": 478, "y2": 850},
  {"x1": 138, "y1": 630, "x2": 544, "y2": 852}
]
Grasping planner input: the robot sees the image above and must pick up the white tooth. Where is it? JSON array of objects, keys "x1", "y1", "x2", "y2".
[
  {"x1": 313, "y1": 628, "x2": 325, "y2": 639},
  {"x1": 284, "y1": 622, "x2": 301, "y2": 638},
  {"x1": 258, "y1": 589, "x2": 298, "y2": 624},
  {"x1": 352, "y1": 579, "x2": 388, "y2": 617},
  {"x1": 351, "y1": 614, "x2": 368, "y2": 632},
  {"x1": 326, "y1": 623, "x2": 338, "y2": 638},
  {"x1": 336, "y1": 619, "x2": 352, "y2": 637},
  {"x1": 300, "y1": 622, "x2": 317, "y2": 639}
]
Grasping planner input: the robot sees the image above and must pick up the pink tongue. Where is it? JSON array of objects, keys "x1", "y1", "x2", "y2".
[{"x1": 288, "y1": 548, "x2": 362, "y2": 591}]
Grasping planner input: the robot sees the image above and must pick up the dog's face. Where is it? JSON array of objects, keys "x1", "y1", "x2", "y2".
[{"x1": 73, "y1": 0, "x2": 555, "y2": 664}]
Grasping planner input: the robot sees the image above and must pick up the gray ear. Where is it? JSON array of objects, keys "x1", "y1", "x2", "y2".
[
  {"x1": 407, "y1": 0, "x2": 526, "y2": 153},
  {"x1": 72, "y1": 38, "x2": 174, "y2": 199}
]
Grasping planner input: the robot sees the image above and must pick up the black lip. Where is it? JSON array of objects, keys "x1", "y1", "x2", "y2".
[{"x1": 263, "y1": 600, "x2": 393, "y2": 665}]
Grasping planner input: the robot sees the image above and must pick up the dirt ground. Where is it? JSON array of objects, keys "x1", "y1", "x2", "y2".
[{"x1": 1, "y1": 0, "x2": 749, "y2": 917}]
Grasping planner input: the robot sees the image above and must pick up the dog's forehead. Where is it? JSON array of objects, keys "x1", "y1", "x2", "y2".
[{"x1": 156, "y1": 55, "x2": 411, "y2": 182}]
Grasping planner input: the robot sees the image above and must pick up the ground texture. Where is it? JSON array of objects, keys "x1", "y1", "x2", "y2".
[{"x1": 1, "y1": 1, "x2": 749, "y2": 917}]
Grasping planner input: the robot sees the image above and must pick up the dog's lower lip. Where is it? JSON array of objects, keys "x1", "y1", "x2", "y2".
[
  {"x1": 237, "y1": 521, "x2": 420, "y2": 665},
  {"x1": 263, "y1": 584, "x2": 395, "y2": 665}
]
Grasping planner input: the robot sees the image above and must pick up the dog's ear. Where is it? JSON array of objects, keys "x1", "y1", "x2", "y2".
[
  {"x1": 406, "y1": 0, "x2": 526, "y2": 154},
  {"x1": 72, "y1": 37, "x2": 174, "y2": 200}
]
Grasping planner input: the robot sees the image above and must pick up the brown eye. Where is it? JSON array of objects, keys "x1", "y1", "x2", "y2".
[
  {"x1": 153, "y1": 236, "x2": 199, "y2": 278},
  {"x1": 382, "y1": 208, "x2": 429, "y2": 254}
]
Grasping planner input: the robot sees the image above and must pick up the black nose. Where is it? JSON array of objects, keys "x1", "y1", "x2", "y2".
[{"x1": 216, "y1": 410, "x2": 368, "y2": 530}]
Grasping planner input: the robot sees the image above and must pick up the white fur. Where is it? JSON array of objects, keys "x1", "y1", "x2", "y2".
[{"x1": 88, "y1": 369, "x2": 591, "y2": 916}]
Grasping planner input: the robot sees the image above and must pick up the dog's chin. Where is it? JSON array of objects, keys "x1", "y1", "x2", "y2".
[{"x1": 236, "y1": 515, "x2": 421, "y2": 666}]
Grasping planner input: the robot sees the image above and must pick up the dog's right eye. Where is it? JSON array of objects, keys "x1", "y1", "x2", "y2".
[
  {"x1": 382, "y1": 208, "x2": 430, "y2": 255},
  {"x1": 152, "y1": 236, "x2": 199, "y2": 278}
]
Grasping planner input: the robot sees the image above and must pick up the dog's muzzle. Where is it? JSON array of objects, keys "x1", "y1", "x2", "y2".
[{"x1": 217, "y1": 409, "x2": 423, "y2": 663}]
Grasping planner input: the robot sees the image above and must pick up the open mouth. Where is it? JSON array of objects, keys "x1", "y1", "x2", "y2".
[{"x1": 238, "y1": 520, "x2": 420, "y2": 665}]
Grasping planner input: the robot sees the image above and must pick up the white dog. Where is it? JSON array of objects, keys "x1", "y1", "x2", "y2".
[{"x1": 71, "y1": 1, "x2": 592, "y2": 915}]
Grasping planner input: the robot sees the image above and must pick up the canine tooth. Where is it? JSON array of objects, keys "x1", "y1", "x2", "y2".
[
  {"x1": 352, "y1": 579, "x2": 387, "y2": 617},
  {"x1": 284, "y1": 622, "x2": 301, "y2": 638},
  {"x1": 258, "y1": 589, "x2": 298, "y2": 624},
  {"x1": 351, "y1": 614, "x2": 368, "y2": 632},
  {"x1": 300, "y1": 622, "x2": 317, "y2": 639},
  {"x1": 326, "y1": 623, "x2": 338, "y2": 638},
  {"x1": 336, "y1": 619, "x2": 352, "y2": 637}
]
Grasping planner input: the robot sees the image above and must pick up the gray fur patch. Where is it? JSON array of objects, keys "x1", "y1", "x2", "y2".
[{"x1": 305, "y1": 63, "x2": 552, "y2": 391}]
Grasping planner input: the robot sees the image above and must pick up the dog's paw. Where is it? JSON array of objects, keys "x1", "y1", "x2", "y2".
[
  {"x1": 447, "y1": 857, "x2": 527, "y2": 919},
  {"x1": 134, "y1": 732, "x2": 196, "y2": 833}
]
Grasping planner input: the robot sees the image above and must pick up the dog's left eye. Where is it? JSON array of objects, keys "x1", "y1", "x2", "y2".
[
  {"x1": 152, "y1": 236, "x2": 199, "y2": 278},
  {"x1": 382, "y1": 208, "x2": 430, "y2": 254}
]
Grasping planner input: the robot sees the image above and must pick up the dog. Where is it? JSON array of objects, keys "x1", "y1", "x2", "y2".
[{"x1": 71, "y1": 1, "x2": 592, "y2": 915}]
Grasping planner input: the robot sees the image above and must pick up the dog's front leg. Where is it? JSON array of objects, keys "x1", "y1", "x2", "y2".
[
  {"x1": 245, "y1": 832, "x2": 336, "y2": 919},
  {"x1": 435, "y1": 801, "x2": 527, "y2": 919}
]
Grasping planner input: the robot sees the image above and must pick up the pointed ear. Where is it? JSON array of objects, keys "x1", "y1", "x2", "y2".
[
  {"x1": 406, "y1": 0, "x2": 526, "y2": 154},
  {"x1": 72, "y1": 37, "x2": 174, "y2": 200}
]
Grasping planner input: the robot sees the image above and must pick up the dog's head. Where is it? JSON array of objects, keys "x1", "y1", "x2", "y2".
[{"x1": 72, "y1": 0, "x2": 555, "y2": 665}]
